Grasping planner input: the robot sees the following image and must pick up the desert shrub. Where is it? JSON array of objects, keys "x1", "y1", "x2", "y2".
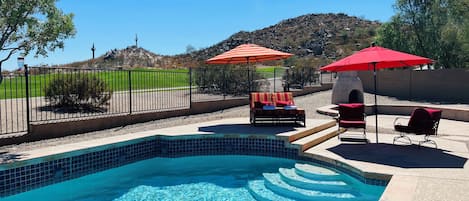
[
  {"x1": 194, "y1": 66, "x2": 264, "y2": 95},
  {"x1": 283, "y1": 67, "x2": 319, "y2": 88},
  {"x1": 44, "y1": 73, "x2": 112, "y2": 110}
]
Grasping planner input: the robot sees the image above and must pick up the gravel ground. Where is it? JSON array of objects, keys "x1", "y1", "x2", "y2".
[{"x1": 1, "y1": 89, "x2": 467, "y2": 153}]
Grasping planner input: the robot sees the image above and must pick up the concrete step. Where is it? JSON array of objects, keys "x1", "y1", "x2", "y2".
[
  {"x1": 283, "y1": 120, "x2": 336, "y2": 142},
  {"x1": 294, "y1": 163, "x2": 343, "y2": 181},
  {"x1": 291, "y1": 126, "x2": 344, "y2": 151},
  {"x1": 278, "y1": 168, "x2": 353, "y2": 193},
  {"x1": 247, "y1": 180, "x2": 295, "y2": 201},
  {"x1": 263, "y1": 173, "x2": 357, "y2": 201}
]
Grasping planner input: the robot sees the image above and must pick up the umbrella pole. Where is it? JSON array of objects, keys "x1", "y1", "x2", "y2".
[
  {"x1": 247, "y1": 58, "x2": 251, "y2": 93},
  {"x1": 373, "y1": 63, "x2": 378, "y2": 143}
]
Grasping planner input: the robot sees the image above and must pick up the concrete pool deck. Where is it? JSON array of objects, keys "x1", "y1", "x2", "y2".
[
  {"x1": 310, "y1": 115, "x2": 469, "y2": 201},
  {"x1": 152, "y1": 116, "x2": 469, "y2": 201},
  {"x1": 1, "y1": 116, "x2": 469, "y2": 201}
]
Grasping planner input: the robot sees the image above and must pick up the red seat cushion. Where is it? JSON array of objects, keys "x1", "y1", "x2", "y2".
[
  {"x1": 394, "y1": 124, "x2": 428, "y2": 135},
  {"x1": 396, "y1": 108, "x2": 442, "y2": 135},
  {"x1": 338, "y1": 103, "x2": 365, "y2": 121},
  {"x1": 339, "y1": 120, "x2": 366, "y2": 128},
  {"x1": 254, "y1": 101, "x2": 273, "y2": 108},
  {"x1": 276, "y1": 100, "x2": 293, "y2": 107}
]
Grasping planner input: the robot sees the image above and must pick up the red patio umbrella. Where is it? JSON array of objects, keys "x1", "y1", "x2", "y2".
[{"x1": 320, "y1": 45, "x2": 432, "y2": 143}]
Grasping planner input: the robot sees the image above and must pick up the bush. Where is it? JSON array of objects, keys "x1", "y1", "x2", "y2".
[
  {"x1": 283, "y1": 67, "x2": 320, "y2": 88},
  {"x1": 45, "y1": 73, "x2": 112, "y2": 110},
  {"x1": 194, "y1": 66, "x2": 264, "y2": 95}
]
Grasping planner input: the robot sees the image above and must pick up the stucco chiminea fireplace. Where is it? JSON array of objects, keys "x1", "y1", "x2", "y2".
[{"x1": 331, "y1": 71, "x2": 364, "y2": 104}]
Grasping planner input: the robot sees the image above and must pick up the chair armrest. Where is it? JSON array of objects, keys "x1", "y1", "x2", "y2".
[{"x1": 393, "y1": 117, "x2": 410, "y2": 126}]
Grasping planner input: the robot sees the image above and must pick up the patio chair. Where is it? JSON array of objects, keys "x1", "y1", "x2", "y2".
[
  {"x1": 337, "y1": 103, "x2": 366, "y2": 140},
  {"x1": 393, "y1": 108, "x2": 442, "y2": 147}
]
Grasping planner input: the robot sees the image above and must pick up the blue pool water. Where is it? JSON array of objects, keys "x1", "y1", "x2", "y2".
[{"x1": 2, "y1": 155, "x2": 385, "y2": 201}]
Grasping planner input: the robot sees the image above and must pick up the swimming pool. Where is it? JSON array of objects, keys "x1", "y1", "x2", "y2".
[{"x1": 2, "y1": 155, "x2": 385, "y2": 201}]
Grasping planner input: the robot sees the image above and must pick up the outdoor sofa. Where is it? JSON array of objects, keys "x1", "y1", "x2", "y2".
[{"x1": 249, "y1": 92, "x2": 305, "y2": 126}]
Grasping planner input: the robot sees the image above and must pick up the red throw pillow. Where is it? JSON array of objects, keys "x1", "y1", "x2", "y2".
[
  {"x1": 276, "y1": 100, "x2": 293, "y2": 107},
  {"x1": 254, "y1": 101, "x2": 273, "y2": 108}
]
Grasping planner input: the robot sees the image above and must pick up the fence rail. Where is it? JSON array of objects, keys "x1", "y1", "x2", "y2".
[{"x1": 0, "y1": 66, "x2": 326, "y2": 135}]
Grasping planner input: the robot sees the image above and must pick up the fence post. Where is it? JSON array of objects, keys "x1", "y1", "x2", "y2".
[
  {"x1": 128, "y1": 70, "x2": 132, "y2": 114},
  {"x1": 320, "y1": 72, "x2": 323, "y2": 84},
  {"x1": 285, "y1": 68, "x2": 290, "y2": 92},
  {"x1": 24, "y1": 65, "x2": 31, "y2": 133},
  {"x1": 273, "y1": 68, "x2": 276, "y2": 92},
  {"x1": 247, "y1": 67, "x2": 251, "y2": 93},
  {"x1": 189, "y1": 67, "x2": 192, "y2": 108}
]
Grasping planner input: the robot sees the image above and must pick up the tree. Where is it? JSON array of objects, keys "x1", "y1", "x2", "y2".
[
  {"x1": 185, "y1": 45, "x2": 196, "y2": 54},
  {"x1": 376, "y1": 0, "x2": 469, "y2": 68},
  {"x1": 0, "y1": 0, "x2": 75, "y2": 70}
]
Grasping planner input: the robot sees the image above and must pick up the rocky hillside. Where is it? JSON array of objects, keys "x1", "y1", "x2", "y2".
[
  {"x1": 64, "y1": 46, "x2": 173, "y2": 68},
  {"x1": 65, "y1": 13, "x2": 380, "y2": 69}
]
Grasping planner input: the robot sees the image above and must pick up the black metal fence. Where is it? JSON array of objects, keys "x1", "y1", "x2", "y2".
[
  {"x1": 27, "y1": 67, "x2": 190, "y2": 123},
  {"x1": 0, "y1": 73, "x2": 28, "y2": 134},
  {"x1": 0, "y1": 66, "x2": 326, "y2": 135}
]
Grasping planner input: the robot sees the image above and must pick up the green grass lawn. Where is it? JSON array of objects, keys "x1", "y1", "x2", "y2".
[
  {"x1": 0, "y1": 69, "x2": 190, "y2": 99},
  {"x1": 0, "y1": 67, "x2": 279, "y2": 99},
  {"x1": 256, "y1": 66, "x2": 286, "y2": 78}
]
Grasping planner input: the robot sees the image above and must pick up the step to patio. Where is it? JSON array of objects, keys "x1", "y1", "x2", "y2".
[
  {"x1": 284, "y1": 120, "x2": 336, "y2": 142},
  {"x1": 291, "y1": 126, "x2": 344, "y2": 151}
]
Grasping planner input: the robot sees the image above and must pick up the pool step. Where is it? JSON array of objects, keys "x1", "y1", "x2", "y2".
[
  {"x1": 263, "y1": 173, "x2": 357, "y2": 201},
  {"x1": 278, "y1": 168, "x2": 353, "y2": 193},
  {"x1": 247, "y1": 180, "x2": 295, "y2": 201},
  {"x1": 294, "y1": 163, "x2": 343, "y2": 181},
  {"x1": 247, "y1": 163, "x2": 382, "y2": 201}
]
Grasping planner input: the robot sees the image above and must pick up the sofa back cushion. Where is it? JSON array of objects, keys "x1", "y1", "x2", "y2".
[
  {"x1": 272, "y1": 92, "x2": 294, "y2": 106},
  {"x1": 250, "y1": 92, "x2": 273, "y2": 109}
]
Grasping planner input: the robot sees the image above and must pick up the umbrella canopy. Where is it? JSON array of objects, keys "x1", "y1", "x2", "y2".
[
  {"x1": 320, "y1": 45, "x2": 432, "y2": 143},
  {"x1": 206, "y1": 43, "x2": 293, "y2": 64},
  {"x1": 320, "y1": 46, "x2": 432, "y2": 72}
]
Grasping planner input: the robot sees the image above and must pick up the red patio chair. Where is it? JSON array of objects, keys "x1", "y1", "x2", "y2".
[
  {"x1": 393, "y1": 108, "x2": 442, "y2": 147},
  {"x1": 337, "y1": 103, "x2": 366, "y2": 140}
]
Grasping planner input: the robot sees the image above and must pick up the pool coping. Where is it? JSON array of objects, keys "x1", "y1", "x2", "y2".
[{"x1": 0, "y1": 118, "x2": 391, "y2": 197}]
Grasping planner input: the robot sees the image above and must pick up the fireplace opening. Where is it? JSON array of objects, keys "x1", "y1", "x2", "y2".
[{"x1": 349, "y1": 89, "x2": 364, "y2": 103}]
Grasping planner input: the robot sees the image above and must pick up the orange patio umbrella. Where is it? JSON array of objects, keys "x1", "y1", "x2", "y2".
[
  {"x1": 206, "y1": 43, "x2": 293, "y2": 92},
  {"x1": 206, "y1": 43, "x2": 293, "y2": 64}
]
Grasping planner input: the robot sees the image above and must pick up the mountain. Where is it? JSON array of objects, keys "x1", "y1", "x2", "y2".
[
  {"x1": 64, "y1": 46, "x2": 171, "y2": 68},
  {"x1": 64, "y1": 13, "x2": 380, "y2": 69}
]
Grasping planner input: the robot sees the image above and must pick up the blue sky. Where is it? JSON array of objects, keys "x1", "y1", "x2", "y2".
[{"x1": 3, "y1": 0, "x2": 396, "y2": 70}]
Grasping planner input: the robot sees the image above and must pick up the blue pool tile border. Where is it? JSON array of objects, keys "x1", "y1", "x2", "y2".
[{"x1": 0, "y1": 135, "x2": 388, "y2": 197}]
